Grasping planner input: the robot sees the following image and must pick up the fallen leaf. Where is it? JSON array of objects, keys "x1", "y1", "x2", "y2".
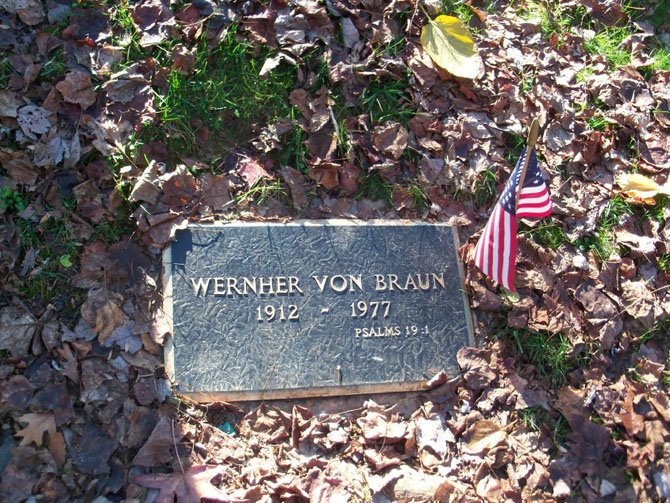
[
  {"x1": 420, "y1": 15, "x2": 482, "y2": 79},
  {"x1": 372, "y1": 121, "x2": 408, "y2": 160},
  {"x1": 68, "y1": 422, "x2": 118, "y2": 475},
  {"x1": 171, "y1": 44, "x2": 196, "y2": 74},
  {"x1": 55, "y1": 71, "x2": 97, "y2": 109},
  {"x1": 462, "y1": 420, "x2": 506, "y2": 455},
  {"x1": 160, "y1": 164, "x2": 198, "y2": 207},
  {"x1": 93, "y1": 300, "x2": 128, "y2": 344},
  {"x1": 48, "y1": 431, "x2": 67, "y2": 468},
  {"x1": 457, "y1": 347, "x2": 496, "y2": 390},
  {"x1": 281, "y1": 166, "x2": 308, "y2": 209},
  {"x1": 17, "y1": 105, "x2": 52, "y2": 140},
  {"x1": 237, "y1": 156, "x2": 272, "y2": 188},
  {"x1": 309, "y1": 162, "x2": 339, "y2": 189},
  {"x1": 0, "y1": 90, "x2": 23, "y2": 118},
  {"x1": 357, "y1": 409, "x2": 408, "y2": 444},
  {"x1": 15, "y1": 413, "x2": 56, "y2": 447},
  {"x1": 364, "y1": 446, "x2": 404, "y2": 471},
  {"x1": 133, "y1": 416, "x2": 185, "y2": 466},
  {"x1": 132, "y1": 0, "x2": 176, "y2": 47},
  {"x1": 341, "y1": 18, "x2": 359, "y2": 49},
  {"x1": 134, "y1": 464, "x2": 231, "y2": 502},
  {"x1": 0, "y1": 304, "x2": 37, "y2": 357},
  {"x1": 617, "y1": 173, "x2": 670, "y2": 199},
  {"x1": 239, "y1": 405, "x2": 291, "y2": 443},
  {"x1": 5, "y1": 0, "x2": 45, "y2": 25},
  {"x1": 35, "y1": 382, "x2": 75, "y2": 427}
]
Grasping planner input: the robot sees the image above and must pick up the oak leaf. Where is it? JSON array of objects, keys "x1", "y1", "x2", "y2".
[
  {"x1": 133, "y1": 464, "x2": 231, "y2": 503},
  {"x1": 420, "y1": 15, "x2": 482, "y2": 79},
  {"x1": 15, "y1": 412, "x2": 56, "y2": 447}
]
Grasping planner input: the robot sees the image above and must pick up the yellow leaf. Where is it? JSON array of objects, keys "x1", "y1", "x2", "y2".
[
  {"x1": 420, "y1": 15, "x2": 482, "y2": 79},
  {"x1": 618, "y1": 173, "x2": 670, "y2": 199},
  {"x1": 15, "y1": 412, "x2": 56, "y2": 447}
]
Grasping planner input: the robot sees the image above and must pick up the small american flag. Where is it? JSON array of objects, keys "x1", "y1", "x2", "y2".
[{"x1": 473, "y1": 147, "x2": 552, "y2": 292}]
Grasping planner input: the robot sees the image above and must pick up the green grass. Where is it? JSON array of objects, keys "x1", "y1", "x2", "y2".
[
  {"x1": 107, "y1": 0, "x2": 147, "y2": 64},
  {"x1": 644, "y1": 195, "x2": 669, "y2": 224},
  {"x1": 357, "y1": 76, "x2": 413, "y2": 125},
  {"x1": 518, "y1": 70, "x2": 536, "y2": 97},
  {"x1": 16, "y1": 209, "x2": 82, "y2": 305},
  {"x1": 522, "y1": 221, "x2": 566, "y2": 249},
  {"x1": 650, "y1": 47, "x2": 670, "y2": 71},
  {"x1": 0, "y1": 58, "x2": 13, "y2": 88},
  {"x1": 440, "y1": 0, "x2": 476, "y2": 24},
  {"x1": 498, "y1": 327, "x2": 582, "y2": 388},
  {"x1": 519, "y1": 406, "x2": 570, "y2": 451},
  {"x1": 275, "y1": 116, "x2": 308, "y2": 174},
  {"x1": 586, "y1": 113, "x2": 611, "y2": 132},
  {"x1": 640, "y1": 44, "x2": 670, "y2": 79},
  {"x1": 473, "y1": 168, "x2": 496, "y2": 208},
  {"x1": 584, "y1": 27, "x2": 632, "y2": 69},
  {"x1": 0, "y1": 186, "x2": 26, "y2": 213},
  {"x1": 504, "y1": 133, "x2": 526, "y2": 164},
  {"x1": 235, "y1": 178, "x2": 287, "y2": 206},
  {"x1": 373, "y1": 36, "x2": 407, "y2": 59},
  {"x1": 40, "y1": 49, "x2": 69, "y2": 81},
  {"x1": 649, "y1": 0, "x2": 670, "y2": 27},
  {"x1": 355, "y1": 171, "x2": 393, "y2": 203},
  {"x1": 145, "y1": 27, "x2": 296, "y2": 161},
  {"x1": 659, "y1": 254, "x2": 670, "y2": 273},
  {"x1": 408, "y1": 182, "x2": 428, "y2": 210},
  {"x1": 574, "y1": 196, "x2": 634, "y2": 261},
  {"x1": 576, "y1": 67, "x2": 594, "y2": 83},
  {"x1": 94, "y1": 207, "x2": 135, "y2": 244},
  {"x1": 518, "y1": 1, "x2": 588, "y2": 42}
]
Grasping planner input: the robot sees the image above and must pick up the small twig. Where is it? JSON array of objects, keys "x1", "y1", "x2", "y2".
[
  {"x1": 417, "y1": 1, "x2": 431, "y2": 19},
  {"x1": 328, "y1": 106, "x2": 340, "y2": 143},
  {"x1": 172, "y1": 418, "x2": 185, "y2": 474}
]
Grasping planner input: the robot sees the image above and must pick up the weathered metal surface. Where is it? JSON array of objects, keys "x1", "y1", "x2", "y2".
[{"x1": 164, "y1": 221, "x2": 474, "y2": 400}]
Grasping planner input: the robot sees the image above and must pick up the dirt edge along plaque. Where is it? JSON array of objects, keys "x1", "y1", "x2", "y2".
[{"x1": 163, "y1": 220, "x2": 475, "y2": 401}]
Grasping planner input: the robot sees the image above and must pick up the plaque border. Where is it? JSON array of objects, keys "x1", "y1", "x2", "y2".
[{"x1": 162, "y1": 219, "x2": 476, "y2": 402}]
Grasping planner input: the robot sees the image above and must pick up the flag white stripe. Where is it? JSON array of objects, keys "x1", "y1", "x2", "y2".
[
  {"x1": 519, "y1": 185, "x2": 548, "y2": 195},
  {"x1": 480, "y1": 216, "x2": 493, "y2": 275},
  {"x1": 491, "y1": 205, "x2": 500, "y2": 281},
  {"x1": 474, "y1": 227, "x2": 484, "y2": 268},
  {"x1": 502, "y1": 210, "x2": 512, "y2": 289},
  {"x1": 484, "y1": 209, "x2": 497, "y2": 275},
  {"x1": 518, "y1": 201, "x2": 552, "y2": 216}
]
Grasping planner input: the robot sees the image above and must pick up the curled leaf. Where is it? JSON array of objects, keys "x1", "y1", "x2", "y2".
[
  {"x1": 617, "y1": 173, "x2": 670, "y2": 200},
  {"x1": 420, "y1": 15, "x2": 482, "y2": 79}
]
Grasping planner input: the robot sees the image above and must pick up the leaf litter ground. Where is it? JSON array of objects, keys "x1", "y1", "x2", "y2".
[{"x1": 1, "y1": 0, "x2": 670, "y2": 501}]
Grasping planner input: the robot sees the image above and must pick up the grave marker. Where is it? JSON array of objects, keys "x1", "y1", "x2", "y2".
[{"x1": 163, "y1": 221, "x2": 474, "y2": 401}]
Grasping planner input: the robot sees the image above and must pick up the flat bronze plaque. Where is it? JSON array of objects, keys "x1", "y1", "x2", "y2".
[{"x1": 163, "y1": 221, "x2": 474, "y2": 401}]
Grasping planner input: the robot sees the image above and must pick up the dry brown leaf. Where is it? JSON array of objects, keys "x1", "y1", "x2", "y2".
[
  {"x1": 15, "y1": 412, "x2": 57, "y2": 447},
  {"x1": 372, "y1": 121, "x2": 408, "y2": 160},
  {"x1": 462, "y1": 420, "x2": 506, "y2": 455},
  {"x1": 93, "y1": 300, "x2": 127, "y2": 344},
  {"x1": 0, "y1": 304, "x2": 37, "y2": 357},
  {"x1": 133, "y1": 416, "x2": 185, "y2": 466},
  {"x1": 55, "y1": 72, "x2": 97, "y2": 109},
  {"x1": 48, "y1": 431, "x2": 67, "y2": 468},
  {"x1": 134, "y1": 464, "x2": 231, "y2": 502}
]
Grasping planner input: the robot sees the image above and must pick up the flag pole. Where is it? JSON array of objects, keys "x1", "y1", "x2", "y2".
[{"x1": 515, "y1": 119, "x2": 540, "y2": 210}]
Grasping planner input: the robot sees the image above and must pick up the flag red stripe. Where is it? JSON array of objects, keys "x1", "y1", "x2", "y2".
[{"x1": 473, "y1": 146, "x2": 551, "y2": 292}]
